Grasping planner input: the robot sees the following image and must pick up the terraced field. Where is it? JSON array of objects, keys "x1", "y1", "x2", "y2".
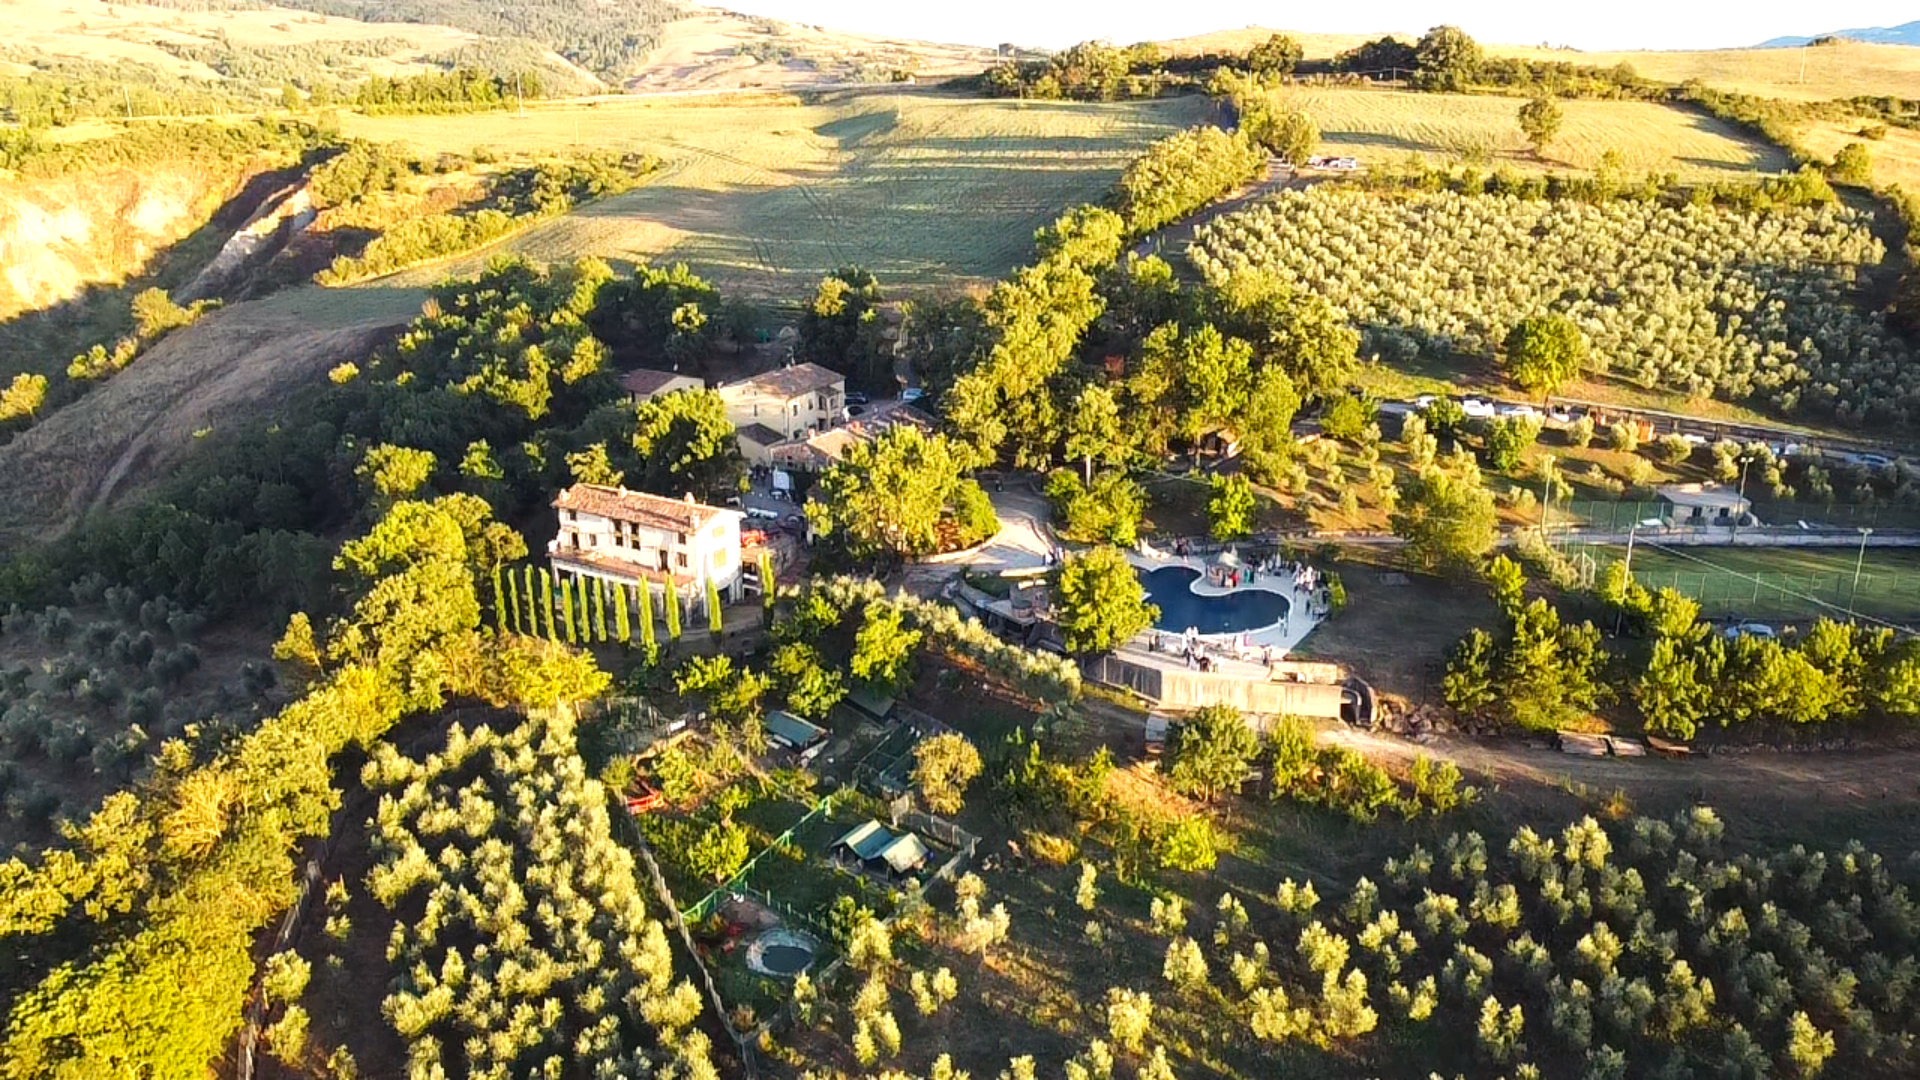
[
  {"x1": 343, "y1": 89, "x2": 1216, "y2": 294},
  {"x1": 1289, "y1": 87, "x2": 1791, "y2": 176}
]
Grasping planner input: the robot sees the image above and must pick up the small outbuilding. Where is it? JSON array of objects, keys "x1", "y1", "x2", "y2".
[
  {"x1": 831, "y1": 820, "x2": 934, "y2": 877},
  {"x1": 765, "y1": 710, "x2": 828, "y2": 761},
  {"x1": 1655, "y1": 483, "x2": 1752, "y2": 528}
]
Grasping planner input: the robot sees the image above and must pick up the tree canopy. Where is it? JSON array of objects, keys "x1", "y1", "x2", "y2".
[
  {"x1": 1052, "y1": 546, "x2": 1158, "y2": 656},
  {"x1": 1517, "y1": 93, "x2": 1565, "y2": 157},
  {"x1": 1391, "y1": 463, "x2": 1498, "y2": 574},
  {"x1": 1163, "y1": 704, "x2": 1258, "y2": 800},
  {"x1": 1503, "y1": 314, "x2": 1588, "y2": 396},
  {"x1": 627, "y1": 388, "x2": 743, "y2": 502},
  {"x1": 806, "y1": 426, "x2": 985, "y2": 560}
]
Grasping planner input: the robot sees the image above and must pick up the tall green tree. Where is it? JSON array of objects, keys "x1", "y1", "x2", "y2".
[
  {"x1": 851, "y1": 602, "x2": 923, "y2": 694},
  {"x1": 1052, "y1": 546, "x2": 1158, "y2": 655},
  {"x1": 629, "y1": 389, "x2": 743, "y2": 501},
  {"x1": 1503, "y1": 315, "x2": 1588, "y2": 397},
  {"x1": 1065, "y1": 384, "x2": 1125, "y2": 484},
  {"x1": 1413, "y1": 25, "x2": 1483, "y2": 91},
  {"x1": 799, "y1": 267, "x2": 893, "y2": 394},
  {"x1": 1391, "y1": 467, "x2": 1497, "y2": 574},
  {"x1": 911, "y1": 732, "x2": 983, "y2": 815},
  {"x1": 1518, "y1": 93, "x2": 1564, "y2": 157},
  {"x1": 1246, "y1": 33, "x2": 1304, "y2": 77},
  {"x1": 807, "y1": 426, "x2": 976, "y2": 560},
  {"x1": 1208, "y1": 474, "x2": 1257, "y2": 541},
  {"x1": 1163, "y1": 704, "x2": 1258, "y2": 800}
]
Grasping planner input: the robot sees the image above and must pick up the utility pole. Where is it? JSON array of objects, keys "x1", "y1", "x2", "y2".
[
  {"x1": 1612, "y1": 521, "x2": 1640, "y2": 636},
  {"x1": 1849, "y1": 527, "x2": 1873, "y2": 619},
  {"x1": 1729, "y1": 455, "x2": 1753, "y2": 544}
]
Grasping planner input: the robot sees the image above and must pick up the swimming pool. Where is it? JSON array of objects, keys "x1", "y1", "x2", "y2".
[{"x1": 1137, "y1": 566, "x2": 1291, "y2": 636}]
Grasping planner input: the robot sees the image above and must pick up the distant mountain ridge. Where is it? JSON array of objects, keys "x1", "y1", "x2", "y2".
[{"x1": 1759, "y1": 21, "x2": 1920, "y2": 48}]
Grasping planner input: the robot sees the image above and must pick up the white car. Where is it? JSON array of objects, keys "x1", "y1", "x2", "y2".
[
  {"x1": 1724, "y1": 622, "x2": 1776, "y2": 641},
  {"x1": 1460, "y1": 399, "x2": 1496, "y2": 419},
  {"x1": 746, "y1": 507, "x2": 780, "y2": 521},
  {"x1": 1495, "y1": 403, "x2": 1538, "y2": 419}
]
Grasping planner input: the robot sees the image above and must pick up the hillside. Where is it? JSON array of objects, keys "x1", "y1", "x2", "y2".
[
  {"x1": 1761, "y1": 21, "x2": 1920, "y2": 48},
  {"x1": 2, "y1": 0, "x2": 483, "y2": 84},
  {"x1": 341, "y1": 89, "x2": 1214, "y2": 295},
  {"x1": 1160, "y1": 25, "x2": 1920, "y2": 102},
  {"x1": 625, "y1": 7, "x2": 997, "y2": 93}
]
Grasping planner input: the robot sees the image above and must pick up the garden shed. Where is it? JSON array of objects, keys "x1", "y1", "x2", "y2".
[
  {"x1": 765, "y1": 710, "x2": 828, "y2": 760},
  {"x1": 832, "y1": 820, "x2": 934, "y2": 877}
]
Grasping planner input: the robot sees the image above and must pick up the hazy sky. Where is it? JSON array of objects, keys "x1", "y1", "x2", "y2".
[{"x1": 722, "y1": 1, "x2": 1917, "y2": 52}]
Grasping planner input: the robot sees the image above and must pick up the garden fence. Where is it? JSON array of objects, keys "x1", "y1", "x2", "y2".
[
  {"x1": 1559, "y1": 499, "x2": 1920, "y2": 533},
  {"x1": 680, "y1": 794, "x2": 838, "y2": 923},
  {"x1": 1566, "y1": 542, "x2": 1903, "y2": 621},
  {"x1": 617, "y1": 808, "x2": 758, "y2": 1078}
]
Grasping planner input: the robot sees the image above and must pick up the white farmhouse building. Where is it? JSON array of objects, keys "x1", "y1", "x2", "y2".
[
  {"x1": 716, "y1": 362, "x2": 846, "y2": 451},
  {"x1": 547, "y1": 484, "x2": 745, "y2": 616}
]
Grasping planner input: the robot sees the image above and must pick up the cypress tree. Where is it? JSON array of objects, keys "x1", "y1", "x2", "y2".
[
  {"x1": 593, "y1": 579, "x2": 609, "y2": 642},
  {"x1": 759, "y1": 551, "x2": 777, "y2": 612},
  {"x1": 639, "y1": 585, "x2": 656, "y2": 648},
  {"x1": 665, "y1": 588, "x2": 682, "y2": 641},
  {"x1": 539, "y1": 569, "x2": 556, "y2": 640},
  {"x1": 524, "y1": 566, "x2": 538, "y2": 632},
  {"x1": 614, "y1": 581, "x2": 631, "y2": 643},
  {"x1": 706, "y1": 577, "x2": 723, "y2": 635},
  {"x1": 562, "y1": 576, "x2": 578, "y2": 644},
  {"x1": 577, "y1": 576, "x2": 592, "y2": 643},
  {"x1": 506, "y1": 566, "x2": 522, "y2": 635},
  {"x1": 491, "y1": 565, "x2": 506, "y2": 632}
]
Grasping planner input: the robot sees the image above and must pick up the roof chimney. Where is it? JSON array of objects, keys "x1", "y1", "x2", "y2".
[{"x1": 684, "y1": 492, "x2": 695, "y2": 504}]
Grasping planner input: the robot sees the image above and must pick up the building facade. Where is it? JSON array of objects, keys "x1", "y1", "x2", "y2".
[
  {"x1": 547, "y1": 484, "x2": 745, "y2": 614},
  {"x1": 620, "y1": 368, "x2": 703, "y2": 404},
  {"x1": 716, "y1": 362, "x2": 846, "y2": 442}
]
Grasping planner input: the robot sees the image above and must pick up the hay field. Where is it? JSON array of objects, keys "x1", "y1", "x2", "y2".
[
  {"x1": 1795, "y1": 119, "x2": 1920, "y2": 191},
  {"x1": 1288, "y1": 88, "x2": 1791, "y2": 177},
  {"x1": 342, "y1": 89, "x2": 1215, "y2": 295},
  {"x1": 1491, "y1": 40, "x2": 1920, "y2": 102}
]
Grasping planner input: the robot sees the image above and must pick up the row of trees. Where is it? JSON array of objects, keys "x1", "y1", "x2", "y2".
[
  {"x1": 362, "y1": 706, "x2": 717, "y2": 1077},
  {"x1": 1192, "y1": 185, "x2": 1912, "y2": 424},
  {"x1": 0, "y1": 495, "x2": 609, "y2": 1077}
]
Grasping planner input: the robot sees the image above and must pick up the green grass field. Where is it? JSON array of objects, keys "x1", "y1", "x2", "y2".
[
  {"x1": 1578, "y1": 543, "x2": 1920, "y2": 624},
  {"x1": 1289, "y1": 88, "x2": 1791, "y2": 177},
  {"x1": 343, "y1": 89, "x2": 1214, "y2": 295}
]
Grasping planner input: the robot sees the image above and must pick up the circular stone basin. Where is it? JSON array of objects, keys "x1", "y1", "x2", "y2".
[{"x1": 745, "y1": 928, "x2": 819, "y2": 978}]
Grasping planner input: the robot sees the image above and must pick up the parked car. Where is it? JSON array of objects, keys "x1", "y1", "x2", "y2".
[
  {"x1": 1460, "y1": 398, "x2": 1496, "y2": 419},
  {"x1": 846, "y1": 391, "x2": 871, "y2": 406},
  {"x1": 848, "y1": 404, "x2": 867, "y2": 418},
  {"x1": 1495, "y1": 403, "x2": 1539, "y2": 419},
  {"x1": 901, "y1": 388, "x2": 925, "y2": 403},
  {"x1": 747, "y1": 507, "x2": 780, "y2": 521},
  {"x1": 1724, "y1": 621, "x2": 1776, "y2": 641}
]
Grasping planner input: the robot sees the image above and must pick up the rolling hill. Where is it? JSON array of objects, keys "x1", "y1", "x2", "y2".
[{"x1": 1760, "y1": 22, "x2": 1920, "y2": 48}]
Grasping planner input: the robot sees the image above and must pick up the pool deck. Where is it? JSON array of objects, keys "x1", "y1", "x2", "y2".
[{"x1": 1126, "y1": 544, "x2": 1327, "y2": 655}]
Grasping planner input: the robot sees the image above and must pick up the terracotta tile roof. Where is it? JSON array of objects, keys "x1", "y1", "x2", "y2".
[
  {"x1": 552, "y1": 484, "x2": 729, "y2": 532},
  {"x1": 619, "y1": 368, "x2": 699, "y2": 397},
  {"x1": 725, "y1": 362, "x2": 844, "y2": 399}
]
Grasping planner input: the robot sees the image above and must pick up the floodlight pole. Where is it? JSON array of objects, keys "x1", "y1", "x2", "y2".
[
  {"x1": 1612, "y1": 521, "x2": 1639, "y2": 637},
  {"x1": 1850, "y1": 527, "x2": 1873, "y2": 619},
  {"x1": 1730, "y1": 455, "x2": 1753, "y2": 544}
]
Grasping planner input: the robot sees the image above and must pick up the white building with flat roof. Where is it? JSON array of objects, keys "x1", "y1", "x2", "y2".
[{"x1": 547, "y1": 484, "x2": 745, "y2": 613}]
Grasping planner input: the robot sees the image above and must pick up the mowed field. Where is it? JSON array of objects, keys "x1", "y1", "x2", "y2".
[
  {"x1": 342, "y1": 89, "x2": 1215, "y2": 294},
  {"x1": 1795, "y1": 118, "x2": 1920, "y2": 191},
  {"x1": 1291, "y1": 87, "x2": 1792, "y2": 177}
]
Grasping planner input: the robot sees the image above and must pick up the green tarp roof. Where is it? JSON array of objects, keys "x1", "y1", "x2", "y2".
[
  {"x1": 765, "y1": 710, "x2": 826, "y2": 748},
  {"x1": 847, "y1": 687, "x2": 896, "y2": 719},
  {"x1": 834, "y1": 820, "x2": 894, "y2": 861}
]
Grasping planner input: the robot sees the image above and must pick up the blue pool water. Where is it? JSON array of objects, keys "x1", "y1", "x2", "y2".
[{"x1": 1137, "y1": 566, "x2": 1291, "y2": 635}]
